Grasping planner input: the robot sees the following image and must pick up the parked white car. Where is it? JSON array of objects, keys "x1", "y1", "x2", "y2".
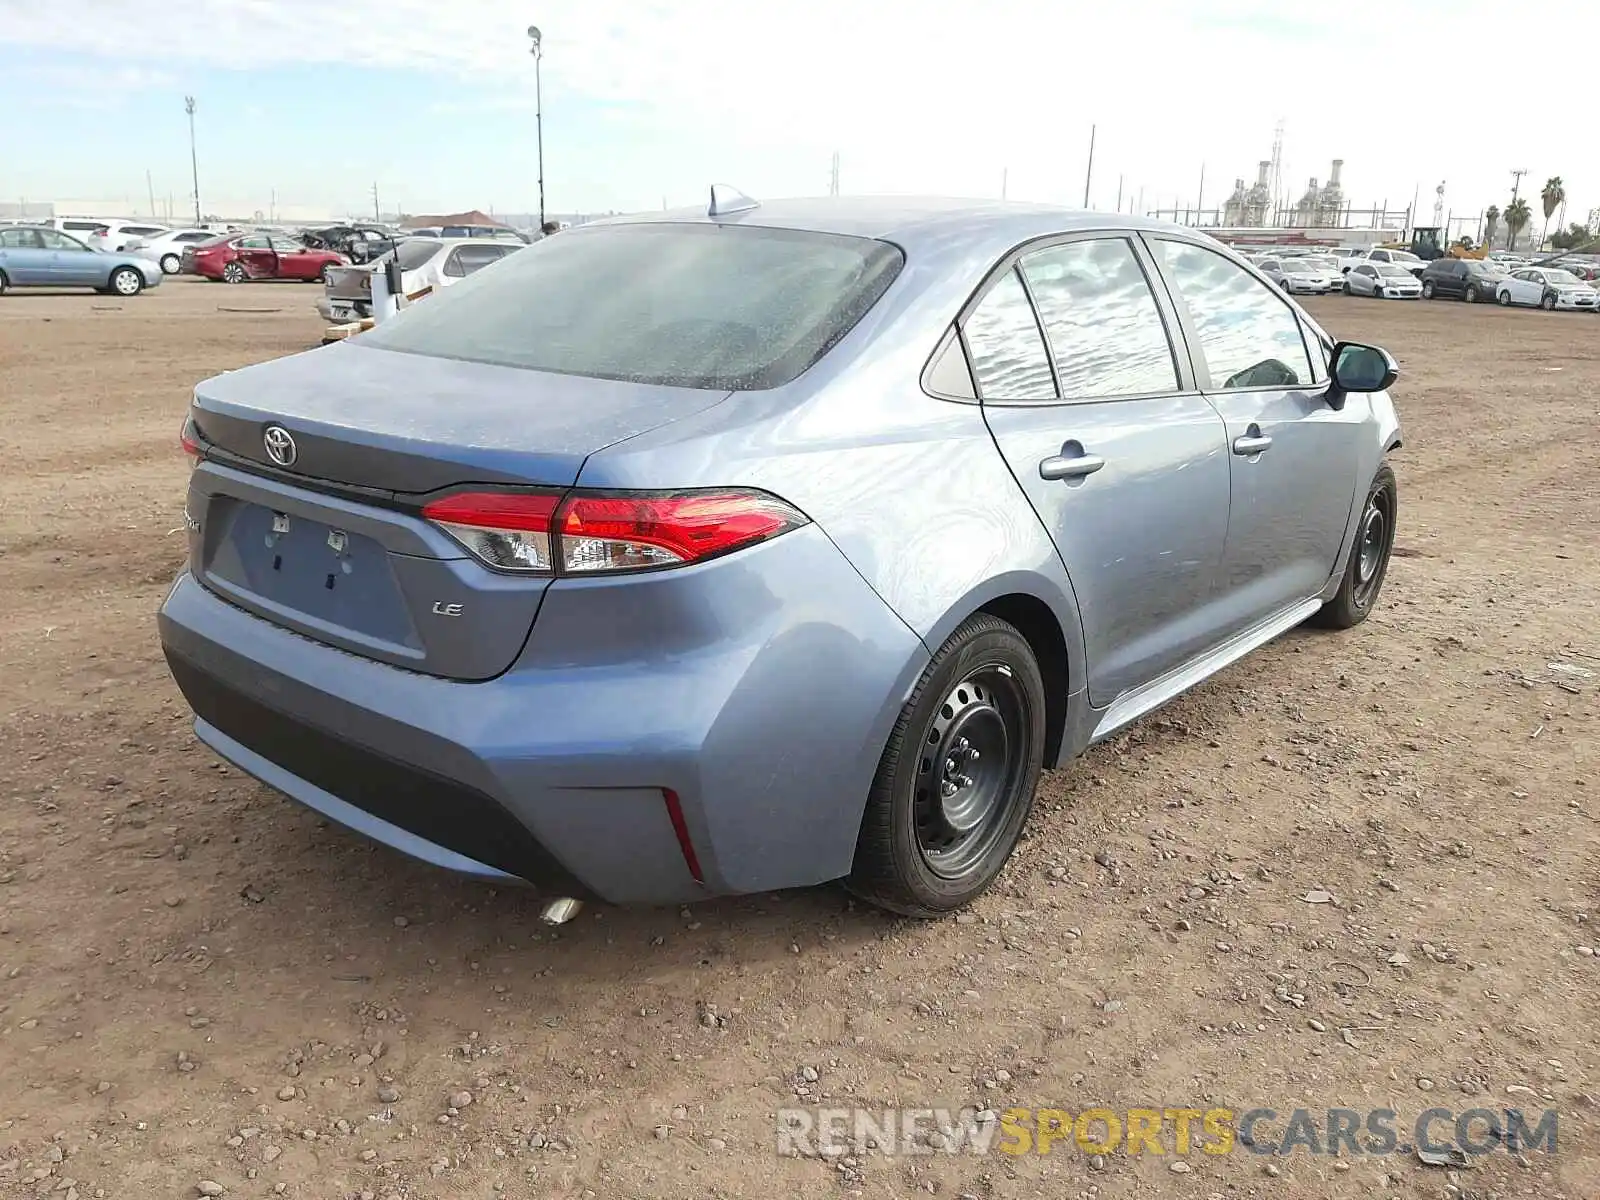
[
  {"x1": 130, "y1": 228, "x2": 223, "y2": 275},
  {"x1": 84, "y1": 220, "x2": 170, "y2": 253},
  {"x1": 315, "y1": 236, "x2": 524, "y2": 323},
  {"x1": 1353, "y1": 247, "x2": 1427, "y2": 277},
  {"x1": 1344, "y1": 261, "x2": 1423, "y2": 299},
  {"x1": 1258, "y1": 255, "x2": 1341, "y2": 294},
  {"x1": 1496, "y1": 267, "x2": 1600, "y2": 311}
]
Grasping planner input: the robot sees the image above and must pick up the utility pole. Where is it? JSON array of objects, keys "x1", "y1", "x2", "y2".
[
  {"x1": 1116, "y1": 175, "x2": 1123, "y2": 212},
  {"x1": 527, "y1": 27, "x2": 546, "y2": 230},
  {"x1": 371, "y1": 181, "x2": 380, "y2": 222},
  {"x1": 184, "y1": 96, "x2": 201, "y2": 226},
  {"x1": 1510, "y1": 168, "x2": 1527, "y2": 206},
  {"x1": 829, "y1": 151, "x2": 840, "y2": 197},
  {"x1": 146, "y1": 170, "x2": 157, "y2": 220},
  {"x1": 1082, "y1": 124, "x2": 1096, "y2": 208},
  {"x1": 1000, "y1": 167, "x2": 1007, "y2": 200},
  {"x1": 1197, "y1": 162, "x2": 1205, "y2": 213}
]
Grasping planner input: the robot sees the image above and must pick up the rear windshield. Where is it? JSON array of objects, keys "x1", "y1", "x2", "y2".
[
  {"x1": 396, "y1": 240, "x2": 443, "y2": 270},
  {"x1": 360, "y1": 222, "x2": 905, "y2": 390}
]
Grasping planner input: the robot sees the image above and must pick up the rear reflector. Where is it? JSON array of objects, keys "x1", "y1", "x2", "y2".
[
  {"x1": 421, "y1": 488, "x2": 807, "y2": 576},
  {"x1": 180, "y1": 418, "x2": 201, "y2": 464},
  {"x1": 662, "y1": 789, "x2": 704, "y2": 883}
]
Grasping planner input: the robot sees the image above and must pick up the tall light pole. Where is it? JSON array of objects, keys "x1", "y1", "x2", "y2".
[
  {"x1": 185, "y1": 96, "x2": 201, "y2": 226},
  {"x1": 527, "y1": 26, "x2": 546, "y2": 230}
]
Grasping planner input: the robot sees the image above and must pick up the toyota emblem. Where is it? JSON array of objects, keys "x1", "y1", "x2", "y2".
[{"x1": 263, "y1": 425, "x2": 297, "y2": 468}]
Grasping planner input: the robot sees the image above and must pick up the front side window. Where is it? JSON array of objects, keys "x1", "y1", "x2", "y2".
[
  {"x1": 238, "y1": 236, "x2": 269, "y2": 250},
  {"x1": 1018, "y1": 238, "x2": 1178, "y2": 400},
  {"x1": 0, "y1": 228, "x2": 40, "y2": 249},
  {"x1": 1152, "y1": 239, "x2": 1314, "y2": 391},
  {"x1": 961, "y1": 268, "x2": 1056, "y2": 401},
  {"x1": 269, "y1": 236, "x2": 305, "y2": 254},
  {"x1": 38, "y1": 230, "x2": 87, "y2": 251},
  {"x1": 362, "y1": 222, "x2": 904, "y2": 391}
]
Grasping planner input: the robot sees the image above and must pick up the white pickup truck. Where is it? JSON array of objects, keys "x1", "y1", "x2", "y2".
[{"x1": 1340, "y1": 246, "x2": 1429, "y2": 277}]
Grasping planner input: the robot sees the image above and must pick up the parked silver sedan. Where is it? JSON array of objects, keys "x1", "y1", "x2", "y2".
[
  {"x1": 1344, "y1": 261, "x2": 1423, "y2": 299},
  {"x1": 161, "y1": 198, "x2": 1404, "y2": 917},
  {"x1": 316, "y1": 236, "x2": 524, "y2": 323},
  {"x1": 1259, "y1": 255, "x2": 1342, "y2": 294}
]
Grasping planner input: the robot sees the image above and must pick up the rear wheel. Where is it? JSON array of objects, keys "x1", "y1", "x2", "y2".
[
  {"x1": 222, "y1": 262, "x2": 247, "y2": 284},
  {"x1": 159, "y1": 253, "x2": 181, "y2": 275},
  {"x1": 847, "y1": 614, "x2": 1046, "y2": 917},
  {"x1": 1312, "y1": 463, "x2": 1397, "y2": 630},
  {"x1": 108, "y1": 266, "x2": 143, "y2": 296},
  {"x1": 0, "y1": 270, "x2": 8, "y2": 295},
  {"x1": 319, "y1": 263, "x2": 336, "y2": 284},
  {"x1": 1498, "y1": 289, "x2": 1511, "y2": 306}
]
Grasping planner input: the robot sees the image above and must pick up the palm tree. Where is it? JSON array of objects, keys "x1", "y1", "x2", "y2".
[
  {"x1": 1484, "y1": 205, "x2": 1501, "y2": 248},
  {"x1": 1540, "y1": 176, "x2": 1565, "y2": 248},
  {"x1": 1505, "y1": 198, "x2": 1531, "y2": 250}
]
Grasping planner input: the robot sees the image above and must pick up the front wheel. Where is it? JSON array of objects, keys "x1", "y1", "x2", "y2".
[
  {"x1": 1464, "y1": 284, "x2": 1479, "y2": 303},
  {"x1": 847, "y1": 614, "x2": 1046, "y2": 917},
  {"x1": 1342, "y1": 281, "x2": 1352, "y2": 295},
  {"x1": 1541, "y1": 292, "x2": 1557, "y2": 311},
  {"x1": 1421, "y1": 280, "x2": 1435, "y2": 299},
  {"x1": 1312, "y1": 464, "x2": 1397, "y2": 630},
  {"x1": 159, "y1": 253, "x2": 181, "y2": 275},
  {"x1": 108, "y1": 266, "x2": 143, "y2": 296}
]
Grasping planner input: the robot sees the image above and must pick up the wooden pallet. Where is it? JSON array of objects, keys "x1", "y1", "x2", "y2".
[{"x1": 321, "y1": 317, "x2": 376, "y2": 345}]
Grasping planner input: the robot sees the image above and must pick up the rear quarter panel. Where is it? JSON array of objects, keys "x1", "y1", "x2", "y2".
[{"x1": 577, "y1": 252, "x2": 1089, "y2": 745}]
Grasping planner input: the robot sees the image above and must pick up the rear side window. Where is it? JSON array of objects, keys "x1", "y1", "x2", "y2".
[
  {"x1": 445, "y1": 244, "x2": 507, "y2": 276},
  {"x1": 1152, "y1": 239, "x2": 1314, "y2": 390},
  {"x1": 961, "y1": 268, "x2": 1056, "y2": 401},
  {"x1": 362, "y1": 223, "x2": 905, "y2": 391},
  {"x1": 1018, "y1": 238, "x2": 1178, "y2": 400},
  {"x1": 396, "y1": 240, "x2": 443, "y2": 270}
]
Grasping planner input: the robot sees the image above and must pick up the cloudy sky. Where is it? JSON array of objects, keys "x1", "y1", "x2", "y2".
[{"x1": 0, "y1": 0, "x2": 1589, "y2": 231}]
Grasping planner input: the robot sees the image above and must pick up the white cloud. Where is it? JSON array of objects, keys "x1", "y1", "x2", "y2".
[{"x1": 2, "y1": 0, "x2": 1592, "y2": 222}]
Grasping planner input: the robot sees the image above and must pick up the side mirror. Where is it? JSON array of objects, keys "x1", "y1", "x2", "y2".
[{"x1": 1330, "y1": 341, "x2": 1398, "y2": 395}]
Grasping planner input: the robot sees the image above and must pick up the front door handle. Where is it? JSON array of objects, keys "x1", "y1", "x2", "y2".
[
  {"x1": 1039, "y1": 453, "x2": 1105, "y2": 481},
  {"x1": 1232, "y1": 434, "x2": 1273, "y2": 456}
]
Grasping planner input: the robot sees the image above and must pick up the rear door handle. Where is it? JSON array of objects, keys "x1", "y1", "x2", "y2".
[
  {"x1": 1039, "y1": 453, "x2": 1105, "y2": 481},
  {"x1": 1232, "y1": 434, "x2": 1272, "y2": 456}
]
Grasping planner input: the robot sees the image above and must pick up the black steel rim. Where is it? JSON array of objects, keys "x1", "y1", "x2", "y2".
[
  {"x1": 1354, "y1": 486, "x2": 1393, "y2": 608},
  {"x1": 913, "y1": 663, "x2": 1029, "y2": 879}
]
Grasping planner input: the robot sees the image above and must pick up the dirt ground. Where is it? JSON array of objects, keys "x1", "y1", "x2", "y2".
[{"x1": 1, "y1": 277, "x2": 1596, "y2": 1200}]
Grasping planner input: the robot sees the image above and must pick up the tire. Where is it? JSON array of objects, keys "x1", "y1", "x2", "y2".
[
  {"x1": 1541, "y1": 292, "x2": 1556, "y2": 311},
  {"x1": 1498, "y1": 290, "x2": 1511, "y2": 306},
  {"x1": 159, "y1": 253, "x2": 181, "y2": 275},
  {"x1": 1312, "y1": 463, "x2": 1397, "y2": 630},
  {"x1": 1421, "y1": 280, "x2": 1434, "y2": 299},
  {"x1": 1464, "y1": 284, "x2": 1479, "y2": 303},
  {"x1": 108, "y1": 266, "x2": 143, "y2": 297},
  {"x1": 847, "y1": 614, "x2": 1046, "y2": 917},
  {"x1": 221, "y1": 262, "x2": 247, "y2": 284},
  {"x1": 1342, "y1": 281, "x2": 1351, "y2": 295},
  {"x1": 0, "y1": 270, "x2": 8, "y2": 295},
  {"x1": 319, "y1": 263, "x2": 336, "y2": 284}
]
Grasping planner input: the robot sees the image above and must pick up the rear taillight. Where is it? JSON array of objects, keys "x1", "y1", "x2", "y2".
[
  {"x1": 420, "y1": 488, "x2": 807, "y2": 576},
  {"x1": 180, "y1": 417, "x2": 201, "y2": 465}
]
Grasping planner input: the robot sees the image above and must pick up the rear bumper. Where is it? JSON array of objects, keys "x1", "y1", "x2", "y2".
[{"x1": 157, "y1": 525, "x2": 929, "y2": 906}]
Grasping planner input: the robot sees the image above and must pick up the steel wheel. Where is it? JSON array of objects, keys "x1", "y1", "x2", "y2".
[
  {"x1": 1313, "y1": 463, "x2": 1397, "y2": 630},
  {"x1": 849, "y1": 613, "x2": 1045, "y2": 916},
  {"x1": 913, "y1": 666, "x2": 1029, "y2": 879}
]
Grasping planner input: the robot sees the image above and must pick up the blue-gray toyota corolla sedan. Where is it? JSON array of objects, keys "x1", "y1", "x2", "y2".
[{"x1": 158, "y1": 194, "x2": 1403, "y2": 918}]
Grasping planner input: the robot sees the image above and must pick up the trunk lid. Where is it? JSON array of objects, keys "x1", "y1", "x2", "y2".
[
  {"x1": 324, "y1": 264, "x2": 374, "y2": 303},
  {"x1": 185, "y1": 343, "x2": 733, "y2": 680}
]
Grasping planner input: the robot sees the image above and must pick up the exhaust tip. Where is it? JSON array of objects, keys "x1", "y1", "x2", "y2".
[{"x1": 539, "y1": 897, "x2": 583, "y2": 926}]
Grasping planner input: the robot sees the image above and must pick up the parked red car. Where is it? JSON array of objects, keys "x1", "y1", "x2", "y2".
[{"x1": 183, "y1": 233, "x2": 347, "y2": 284}]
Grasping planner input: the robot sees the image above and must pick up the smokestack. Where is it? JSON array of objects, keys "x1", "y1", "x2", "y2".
[
  {"x1": 1329, "y1": 159, "x2": 1344, "y2": 186},
  {"x1": 1257, "y1": 160, "x2": 1272, "y2": 187}
]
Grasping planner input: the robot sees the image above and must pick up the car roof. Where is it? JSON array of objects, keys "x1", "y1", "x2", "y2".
[{"x1": 592, "y1": 196, "x2": 1195, "y2": 263}]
